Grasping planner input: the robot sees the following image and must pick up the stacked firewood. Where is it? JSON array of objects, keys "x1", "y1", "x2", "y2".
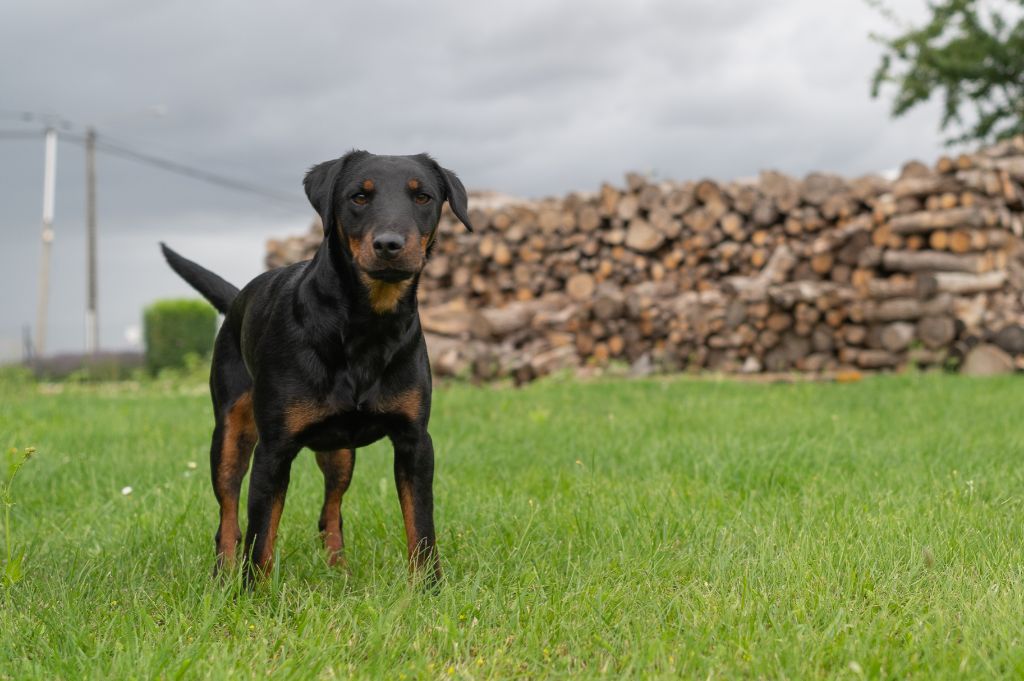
[{"x1": 266, "y1": 137, "x2": 1024, "y2": 381}]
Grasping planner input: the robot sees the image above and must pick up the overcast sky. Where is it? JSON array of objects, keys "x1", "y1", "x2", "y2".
[{"x1": 0, "y1": 0, "x2": 952, "y2": 361}]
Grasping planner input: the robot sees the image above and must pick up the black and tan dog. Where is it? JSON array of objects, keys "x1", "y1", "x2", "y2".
[{"x1": 161, "y1": 151, "x2": 472, "y2": 583}]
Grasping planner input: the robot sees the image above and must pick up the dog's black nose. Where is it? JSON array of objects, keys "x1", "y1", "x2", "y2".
[{"x1": 372, "y1": 233, "x2": 404, "y2": 259}]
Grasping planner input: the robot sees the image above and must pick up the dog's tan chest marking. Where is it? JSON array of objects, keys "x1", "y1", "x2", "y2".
[{"x1": 358, "y1": 272, "x2": 412, "y2": 314}]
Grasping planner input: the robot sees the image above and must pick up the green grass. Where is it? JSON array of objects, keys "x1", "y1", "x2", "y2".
[{"x1": 2, "y1": 372, "x2": 1024, "y2": 679}]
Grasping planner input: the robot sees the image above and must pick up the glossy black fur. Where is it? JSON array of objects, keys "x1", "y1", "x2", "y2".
[{"x1": 161, "y1": 151, "x2": 472, "y2": 584}]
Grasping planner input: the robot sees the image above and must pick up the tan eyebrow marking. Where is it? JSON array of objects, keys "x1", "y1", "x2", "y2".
[
  {"x1": 408, "y1": 179, "x2": 421, "y2": 191},
  {"x1": 361, "y1": 179, "x2": 374, "y2": 191}
]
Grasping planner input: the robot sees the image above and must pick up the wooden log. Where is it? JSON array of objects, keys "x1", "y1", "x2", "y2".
[
  {"x1": 722, "y1": 245, "x2": 797, "y2": 301},
  {"x1": 861, "y1": 294, "x2": 954, "y2": 322},
  {"x1": 528, "y1": 344, "x2": 579, "y2": 375},
  {"x1": 810, "y1": 253, "x2": 834, "y2": 275},
  {"x1": 720, "y1": 212, "x2": 746, "y2": 240},
  {"x1": 821, "y1": 193, "x2": 854, "y2": 221},
  {"x1": 664, "y1": 188, "x2": 694, "y2": 216},
  {"x1": 491, "y1": 211, "x2": 512, "y2": 231},
  {"x1": 836, "y1": 228, "x2": 872, "y2": 265},
  {"x1": 974, "y1": 155, "x2": 1024, "y2": 182},
  {"x1": 936, "y1": 156, "x2": 956, "y2": 174},
  {"x1": 657, "y1": 215, "x2": 684, "y2": 242},
  {"x1": 469, "y1": 296, "x2": 567, "y2": 340},
  {"x1": 856, "y1": 349, "x2": 900, "y2": 369},
  {"x1": 637, "y1": 184, "x2": 662, "y2": 211},
  {"x1": 695, "y1": 179, "x2": 724, "y2": 206},
  {"x1": 844, "y1": 325, "x2": 868, "y2": 345},
  {"x1": 577, "y1": 205, "x2": 602, "y2": 231},
  {"x1": 728, "y1": 184, "x2": 758, "y2": 215},
  {"x1": 768, "y1": 281, "x2": 857, "y2": 308},
  {"x1": 625, "y1": 172, "x2": 647, "y2": 193},
  {"x1": 566, "y1": 273, "x2": 596, "y2": 301},
  {"x1": 916, "y1": 315, "x2": 956, "y2": 350},
  {"x1": 991, "y1": 324, "x2": 1024, "y2": 355},
  {"x1": 881, "y1": 250, "x2": 987, "y2": 273},
  {"x1": 880, "y1": 322, "x2": 915, "y2": 353},
  {"x1": 537, "y1": 208, "x2": 562, "y2": 233},
  {"x1": 599, "y1": 184, "x2": 620, "y2": 217},
  {"x1": 625, "y1": 218, "x2": 665, "y2": 253},
  {"x1": 858, "y1": 246, "x2": 883, "y2": 269},
  {"x1": 905, "y1": 235, "x2": 925, "y2": 250},
  {"x1": 800, "y1": 172, "x2": 847, "y2": 206},
  {"x1": 948, "y1": 230, "x2": 972, "y2": 253},
  {"x1": 683, "y1": 207, "x2": 716, "y2": 233},
  {"x1": 900, "y1": 160, "x2": 932, "y2": 179},
  {"x1": 592, "y1": 286, "x2": 625, "y2": 321},
  {"x1": 759, "y1": 170, "x2": 800, "y2": 212},
  {"x1": 493, "y1": 242, "x2": 513, "y2": 267},
  {"x1": 891, "y1": 175, "x2": 961, "y2": 198},
  {"x1": 420, "y1": 299, "x2": 472, "y2": 337},
  {"x1": 929, "y1": 230, "x2": 950, "y2": 250},
  {"x1": 915, "y1": 271, "x2": 1007, "y2": 296},
  {"x1": 888, "y1": 207, "x2": 986, "y2": 234},
  {"x1": 616, "y1": 194, "x2": 640, "y2": 221},
  {"x1": 866, "y1": 276, "x2": 917, "y2": 299},
  {"x1": 751, "y1": 198, "x2": 778, "y2": 227}
]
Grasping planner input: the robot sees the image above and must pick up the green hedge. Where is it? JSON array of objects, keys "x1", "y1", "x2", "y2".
[{"x1": 143, "y1": 298, "x2": 217, "y2": 374}]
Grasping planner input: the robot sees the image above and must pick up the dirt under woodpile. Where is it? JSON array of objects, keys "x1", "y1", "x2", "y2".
[{"x1": 266, "y1": 138, "x2": 1024, "y2": 383}]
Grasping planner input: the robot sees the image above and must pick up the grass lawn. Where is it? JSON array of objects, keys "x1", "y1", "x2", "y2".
[{"x1": 1, "y1": 371, "x2": 1023, "y2": 679}]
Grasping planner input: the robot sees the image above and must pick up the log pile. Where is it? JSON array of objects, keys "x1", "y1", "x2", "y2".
[{"x1": 266, "y1": 138, "x2": 1024, "y2": 381}]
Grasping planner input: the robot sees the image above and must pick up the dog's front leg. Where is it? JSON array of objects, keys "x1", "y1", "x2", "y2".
[
  {"x1": 243, "y1": 440, "x2": 299, "y2": 583},
  {"x1": 391, "y1": 429, "x2": 441, "y2": 584}
]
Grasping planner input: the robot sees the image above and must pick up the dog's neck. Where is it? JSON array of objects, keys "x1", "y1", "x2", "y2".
[
  {"x1": 299, "y1": 233, "x2": 420, "y2": 344},
  {"x1": 297, "y1": 237, "x2": 422, "y2": 402}
]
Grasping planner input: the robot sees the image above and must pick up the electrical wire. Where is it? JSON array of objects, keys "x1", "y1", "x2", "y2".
[
  {"x1": 1, "y1": 110, "x2": 304, "y2": 208},
  {"x1": 92, "y1": 137, "x2": 302, "y2": 207}
]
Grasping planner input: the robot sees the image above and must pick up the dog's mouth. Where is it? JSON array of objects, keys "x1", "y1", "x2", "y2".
[{"x1": 363, "y1": 267, "x2": 416, "y2": 283}]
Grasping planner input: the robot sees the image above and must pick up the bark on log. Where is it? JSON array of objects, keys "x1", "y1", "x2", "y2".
[
  {"x1": 915, "y1": 271, "x2": 1007, "y2": 296},
  {"x1": 916, "y1": 315, "x2": 956, "y2": 350},
  {"x1": 882, "y1": 250, "x2": 987, "y2": 274},
  {"x1": 861, "y1": 294, "x2": 954, "y2": 322},
  {"x1": 880, "y1": 322, "x2": 915, "y2": 353},
  {"x1": 888, "y1": 207, "x2": 986, "y2": 234}
]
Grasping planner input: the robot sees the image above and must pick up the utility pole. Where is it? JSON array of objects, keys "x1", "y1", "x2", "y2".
[
  {"x1": 34, "y1": 127, "x2": 57, "y2": 358},
  {"x1": 85, "y1": 127, "x2": 98, "y2": 355}
]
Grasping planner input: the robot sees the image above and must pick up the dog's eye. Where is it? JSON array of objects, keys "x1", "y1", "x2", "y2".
[
  {"x1": 351, "y1": 193, "x2": 369, "y2": 206},
  {"x1": 414, "y1": 193, "x2": 431, "y2": 205}
]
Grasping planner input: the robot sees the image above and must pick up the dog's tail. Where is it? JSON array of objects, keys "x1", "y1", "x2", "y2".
[{"x1": 160, "y1": 243, "x2": 240, "y2": 314}]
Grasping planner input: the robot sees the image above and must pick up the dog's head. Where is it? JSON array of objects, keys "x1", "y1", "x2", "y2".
[{"x1": 304, "y1": 151, "x2": 472, "y2": 301}]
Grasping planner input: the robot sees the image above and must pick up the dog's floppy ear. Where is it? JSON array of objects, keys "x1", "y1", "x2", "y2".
[
  {"x1": 303, "y1": 160, "x2": 338, "y2": 230},
  {"x1": 440, "y1": 166, "x2": 473, "y2": 232},
  {"x1": 421, "y1": 155, "x2": 472, "y2": 232},
  {"x1": 303, "y1": 150, "x2": 369, "y2": 234}
]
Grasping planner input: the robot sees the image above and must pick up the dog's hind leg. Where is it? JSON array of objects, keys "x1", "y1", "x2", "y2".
[
  {"x1": 211, "y1": 391, "x2": 257, "y2": 571},
  {"x1": 315, "y1": 448, "x2": 356, "y2": 567}
]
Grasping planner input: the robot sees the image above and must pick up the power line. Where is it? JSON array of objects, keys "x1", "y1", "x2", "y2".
[
  {"x1": 2, "y1": 112, "x2": 304, "y2": 207},
  {"x1": 52, "y1": 131, "x2": 305, "y2": 208}
]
